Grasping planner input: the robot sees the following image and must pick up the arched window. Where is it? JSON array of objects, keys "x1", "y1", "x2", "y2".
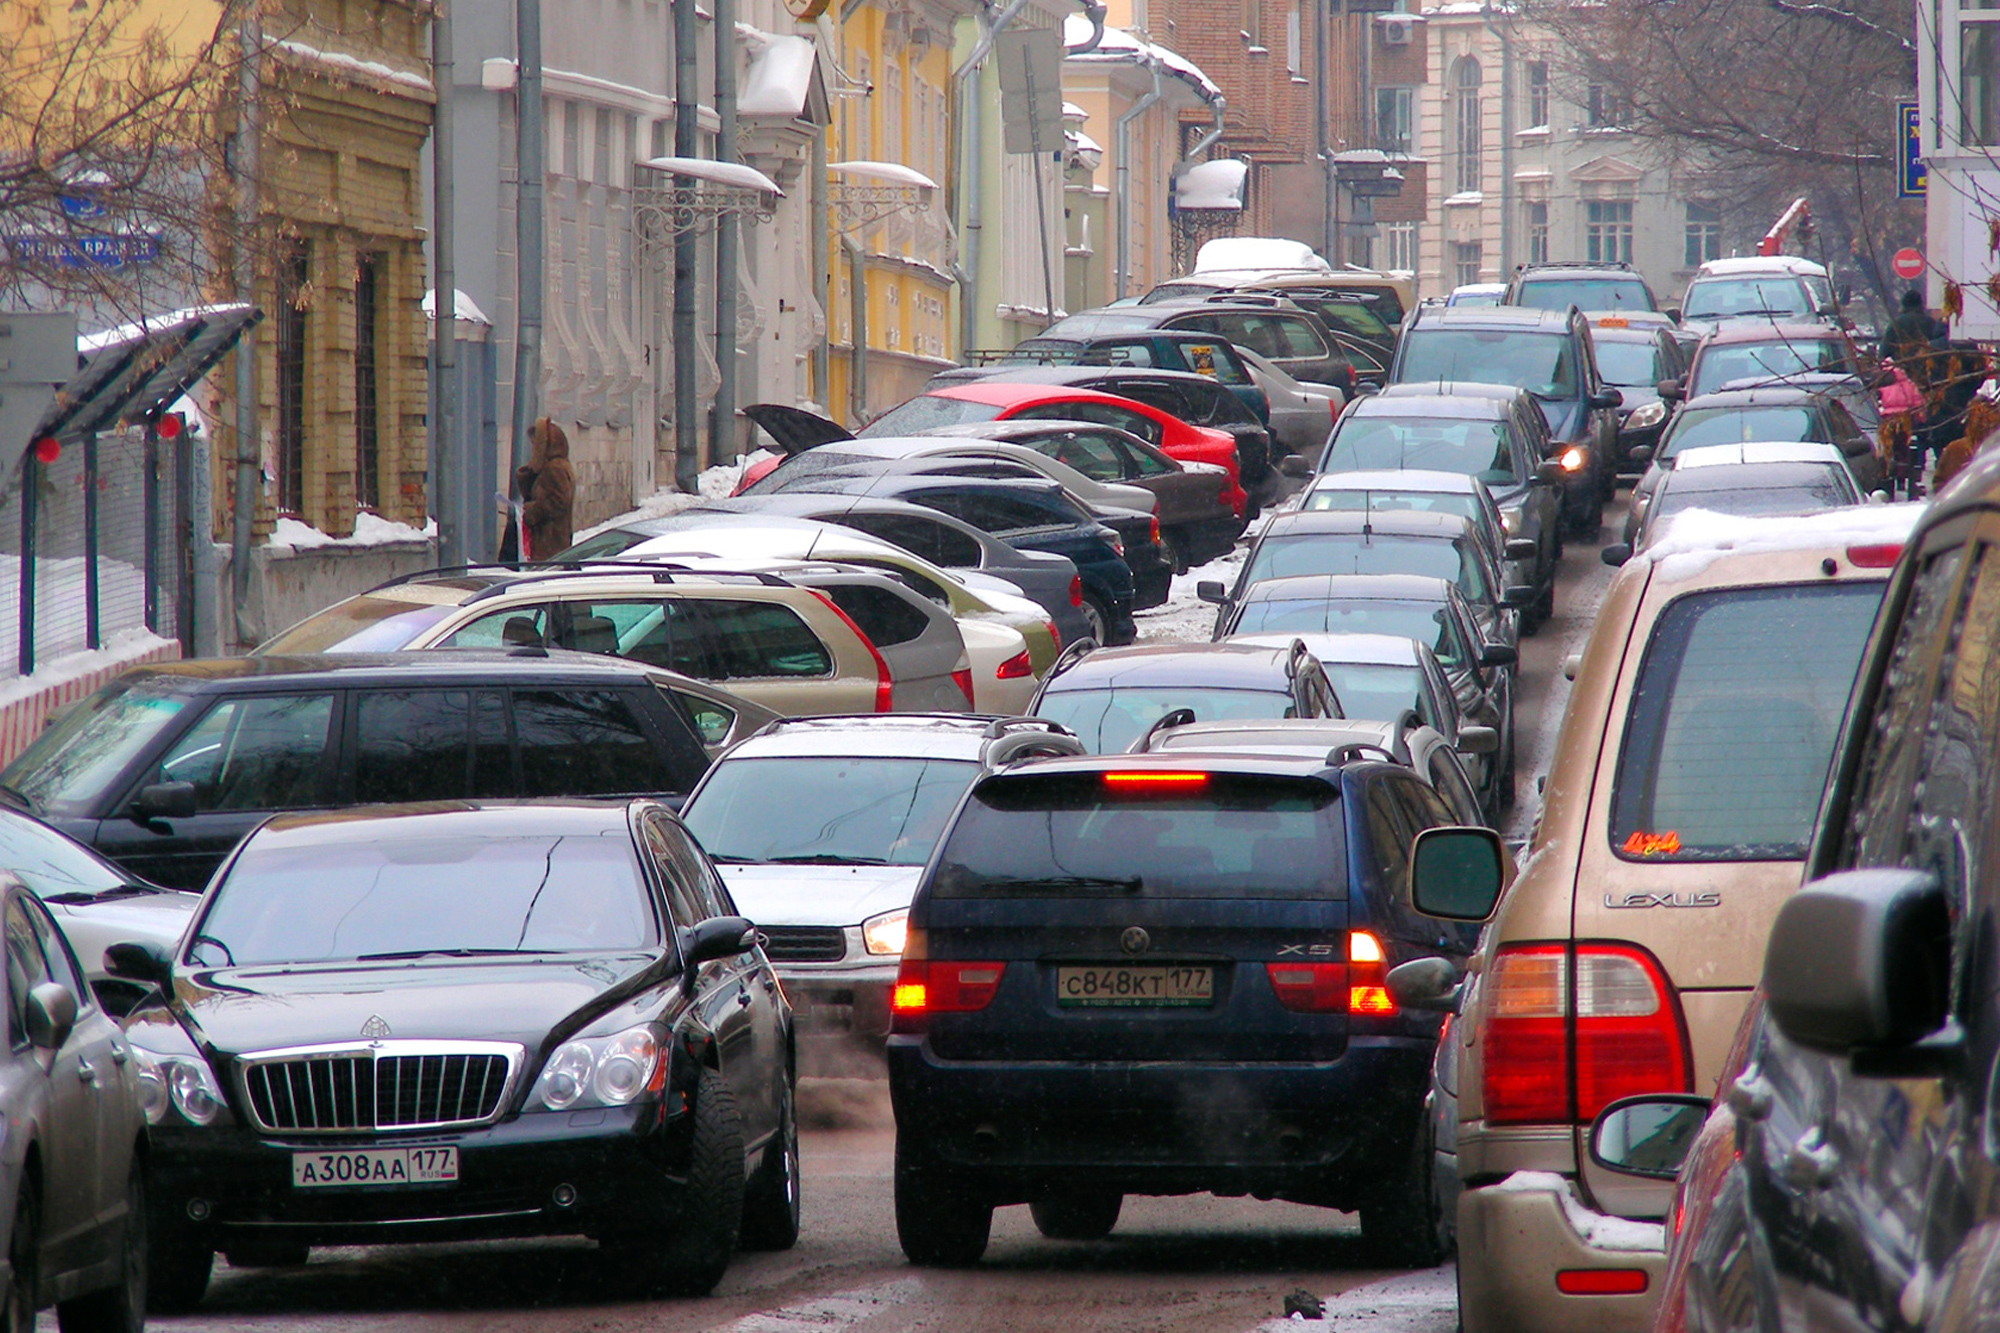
[{"x1": 1453, "y1": 57, "x2": 1483, "y2": 195}]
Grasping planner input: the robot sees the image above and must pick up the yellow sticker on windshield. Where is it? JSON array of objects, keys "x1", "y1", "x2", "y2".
[
  {"x1": 1186, "y1": 345, "x2": 1218, "y2": 376},
  {"x1": 1621, "y1": 830, "x2": 1682, "y2": 856}
]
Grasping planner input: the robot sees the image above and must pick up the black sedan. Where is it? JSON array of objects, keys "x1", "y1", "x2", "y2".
[{"x1": 109, "y1": 801, "x2": 799, "y2": 1310}]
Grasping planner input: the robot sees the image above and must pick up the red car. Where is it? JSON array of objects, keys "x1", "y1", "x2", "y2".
[{"x1": 736, "y1": 384, "x2": 1249, "y2": 518}]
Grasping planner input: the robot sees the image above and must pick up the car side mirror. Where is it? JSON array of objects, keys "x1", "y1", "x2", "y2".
[
  {"x1": 24, "y1": 982, "x2": 76, "y2": 1051},
  {"x1": 131, "y1": 781, "x2": 197, "y2": 822},
  {"x1": 1385, "y1": 957, "x2": 1461, "y2": 1013},
  {"x1": 1602, "y1": 543, "x2": 1633, "y2": 567},
  {"x1": 1195, "y1": 580, "x2": 1228, "y2": 605},
  {"x1": 1455, "y1": 725, "x2": 1500, "y2": 757},
  {"x1": 1591, "y1": 388, "x2": 1625, "y2": 411},
  {"x1": 1588, "y1": 1094, "x2": 1709, "y2": 1180},
  {"x1": 1663, "y1": 307, "x2": 1682, "y2": 324},
  {"x1": 1534, "y1": 460, "x2": 1564, "y2": 485},
  {"x1": 1478, "y1": 642, "x2": 1517, "y2": 669},
  {"x1": 1764, "y1": 868, "x2": 1953, "y2": 1076},
  {"x1": 1869, "y1": 489, "x2": 1892, "y2": 505},
  {"x1": 1657, "y1": 379, "x2": 1684, "y2": 402},
  {"x1": 1502, "y1": 584, "x2": 1538, "y2": 609},
  {"x1": 103, "y1": 940, "x2": 173, "y2": 990},
  {"x1": 1407, "y1": 825, "x2": 1506, "y2": 921},
  {"x1": 682, "y1": 915, "x2": 758, "y2": 971},
  {"x1": 1503, "y1": 538, "x2": 1537, "y2": 562},
  {"x1": 1277, "y1": 455, "x2": 1313, "y2": 479},
  {"x1": 1352, "y1": 382, "x2": 1379, "y2": 397},
  {"x1": 1628, "y1": 445, "x2": 1653, "y2": 466}
]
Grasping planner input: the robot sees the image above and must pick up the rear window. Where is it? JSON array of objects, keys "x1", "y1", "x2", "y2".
[
  {"x1": 685, "y1": 756, "x2": 979, "y2": 866},
  {"x1": 1514, "y1": 278, "x2": 1654, "y2": 313},
  {"x1": 860, "y1": 395, "x2": 1005, "y2": 436},
  {"x1": 1663, "y1": 407, "x2": 1819, "y2": 455},
  {"x1": 1236, "y1": 599, "x2": 1462, "y2": 667},
  {"x1": 933, "y1": 771, "x2": 1344, "y2": 899},
  {"x1": 1035, "y1": 685, "x2": 1298, "y2": 753},
  {"x1": 1245, "y1": 534, "x2": 1483, "y2": 602},
  {"x1": 1691, "y1": 341, "x2": 1848, "y2": 396},
  {"x1": 1652, "y1": 471, "x2": 1852, "y2": 524},
  {"x1": 1319, "y1": 415, "x2": 1517, "y2": 486},
  {"x1": 1608, "y1": 581, "x2": 1884, "y2": 861}
]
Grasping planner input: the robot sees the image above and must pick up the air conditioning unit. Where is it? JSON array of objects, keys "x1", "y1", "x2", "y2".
[{"x1": 1378, "y1": 13, "x2": 1416, "y2": 45}]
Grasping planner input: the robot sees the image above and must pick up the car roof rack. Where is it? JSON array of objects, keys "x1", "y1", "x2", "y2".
[
  {"x1": 1131, "y1": 707, "x2": 1197, "y2": 753},
  {"x1": 1328, "y1": 742, "x2": 1400, "y2": 766},
  {"x1": 1047, "y1": 636, "x2": 1098, "y2": 679},
  {"x1": 368, "y1": 559, "x2": 800, "y2": 601},
  {"x1": 983, "y1": 717, "x2": 1087, "y2": 767},
  {"x1": 1515, "y1": 260, "x2": 1639, "y2": 274}
]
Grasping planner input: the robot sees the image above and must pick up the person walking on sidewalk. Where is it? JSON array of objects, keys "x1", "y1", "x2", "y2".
[{"x1": 517, "y1": 417, "x2": 576, "y2": 560}]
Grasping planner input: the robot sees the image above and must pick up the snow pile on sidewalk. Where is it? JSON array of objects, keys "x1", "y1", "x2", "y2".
[
  {"x1": 267, "y1": 513, "x2": 436, "y2": 551},
  {"x1": 1134, "y1": 546, "x2": 1244, "y2": 645},
  {"x1": 571, "y1": 453, "x2": 772, "y2": 543},
  {"x1": 0, "y1": 626, "x2": 176, "y2": 712},
  {"x1": 1253, "y1": 1267, "x2": 1459, "y2": 1333}
]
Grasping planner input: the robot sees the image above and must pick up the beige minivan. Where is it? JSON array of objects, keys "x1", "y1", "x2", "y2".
[{"x1": 1407, "y1": 505, "x2": 1922, "y2": 1333}]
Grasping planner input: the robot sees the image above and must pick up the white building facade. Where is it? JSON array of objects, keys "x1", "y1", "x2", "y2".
[{"x1": 1918, "y1": 0, "x2": 2000, "y2": 339}]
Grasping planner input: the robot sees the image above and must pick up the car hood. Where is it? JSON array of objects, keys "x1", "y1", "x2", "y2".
[
  {"x1": 718, "y1": 864, "x2": 922, "y2": 928},
  {"x1": 47, "y1": 891, "x2": 200, "y2": 978},
  {"x1": 170, "y1": 954, "x2": 662, "y2": 1056}
]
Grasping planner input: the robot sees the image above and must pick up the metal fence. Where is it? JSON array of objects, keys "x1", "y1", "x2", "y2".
[{"x1": 0, "y1": 422, "x2": 191, "y2": 677}]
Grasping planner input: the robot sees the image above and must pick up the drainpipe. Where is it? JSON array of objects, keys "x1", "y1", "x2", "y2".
[
  {"x1": 712, "y1": 0, "x2": 739, "y2": 467},
  {"x1": 512, "y1": 0, "x2": 544, "y2": 478},
  {"x1": 1114, "y1": 61, "x2": 1163, "y2": 299},
  {"x1": 811, "y1": 128, "x2": 830, "y2": 409},
  {"x1": 1482, "y1": 3, "x2": 1514, "y2": 278},
  {"x1": 672, "y1": 0, "x2": 699, "y2": 490},
  {"x1": 845, "y1": 235, "x2": 868, "y2": 419},
  {"x1": 230, "y1": 16, "x2": 261, "y2": 648},
  {"x1": 432, "y1": 0, "x2": 460, "y2": 565},
  {"x1": 1185, "y1": 96, "x2": 1226, "y2": 160}
]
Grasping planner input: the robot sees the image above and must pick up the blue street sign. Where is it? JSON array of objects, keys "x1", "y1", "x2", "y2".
[
  {"x1": 1899, "y1": 100, "x2": 1927, "y2": 200},
  {"x1": 1, "y1": 233, "x2": 160, "y2": 268}
]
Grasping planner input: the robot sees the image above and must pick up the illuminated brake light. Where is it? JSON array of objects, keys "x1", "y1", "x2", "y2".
[
  {"x1": 889, "y1": 959, "x2": 1006, "y2": 1031},
  {"x1": 891, "y1": 982, "x2": 928, "y2": 1012},
  {"x1": 1069, "y1": 574, "x2": 1084, "y2": 608},
  {"x1": 1346, "y1": 930, "x2": 1396, "y2": 1015},
  {"x1": 1846, "y1": 543, "x2": 1903, "y2": 568},
  {"x1": 1348, "y1": 930, "x2": 1384, "y2": 963},
  {"x1": 1350, "y1": 986, "x2": 1397, "y2": 1015},
  {"x1": 1266, "y1": 962, "x2": 1347, "y2": 1012},
  {"x1": 1149, "y1": 515, "x2": 1162, "y2": 544},
  {"x1": 1559, "y1": 447, "x2": 1587, "y2": 473},
  {"x1": 1102, "y1": 771, "x2": 1209, "y2": 788},
  {"x1": 1556, "y1": 1270, "x2": 1649, "y2": 1296},
  {"x1": 995, "y1": 649, "x2": 1034, "y2": 680}
]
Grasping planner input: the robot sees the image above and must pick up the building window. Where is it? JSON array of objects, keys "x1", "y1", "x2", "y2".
[
  {"x1": 1349, "y1": 231, "x2": 1373, "y2": 269},
  {"x1": 1453, "y1": 240, "x2": 1483, "y2": 288},
  {"x1": 1525, "y1": 61, "x2": 1549, "y2": 128},
  {"x1": 1585, "y1": 200, "x2": 1634, "y2": 264},
  {"x1": 274, "y1": 246, "x2": 310, "y2": 517},
  {"x1": 1286, "y1": 6, "x2": 1301, "y2": 75},
  {"x1": 1376, "y1": 86, "x2": 1414, "y2": 153},
  {"x1": 1586, "y1": 83, "x2": 1630, "y2": 129},
  {"x1": 1526, "y1": 202, "x2": 1549, "y2": 264},
  {"x1": 1383, "y1": 221, "x2": 1418, "y2": 273},
  {"x1": 1965, "y1": 16, "x2": 1999, "y2": 146},
  {"x1": 354, "y1": 252, "x2": 383, "y2": 511},
  {"x1": 1684, "y1": 201, "x2": 1723, "y2": 268},
  {"x1": 1452, "y1": 57, "x2": 1482, "y2": 194}
]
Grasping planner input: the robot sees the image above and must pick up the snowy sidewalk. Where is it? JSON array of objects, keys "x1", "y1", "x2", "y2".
[{"x1": 1251, "y1": 1266, "x2": 1459, "y2": 1333}]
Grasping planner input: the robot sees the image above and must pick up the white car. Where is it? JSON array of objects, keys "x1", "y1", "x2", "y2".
[{"x1": 677, "y1": 715, "x2": 1082, "y2": 1074}]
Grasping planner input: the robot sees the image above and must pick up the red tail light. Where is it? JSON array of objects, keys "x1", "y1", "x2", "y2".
[
  {"x1": 889, "y1": 959, "x2": 1006, "y2": 1031},
  {"x1": 1107, "y1": 532, "x2": 1125, "y2": 558},
  {"x1": 1069, "y1": 574, "x2": 1083, "y2": 608},
  {"x1": 807, "y1": 590, "x2": 894, "y2": 712},
  {"x1": 1148, "y1": 515, "x2": 1161, "y2": 544},
  {"x1": 951, "y1": 667, "x2": 976, "y2": 707},
  {"x1": 995, "y1": 649, "x2": 1034, "y2": 680},
  {"x1": 1846, "y1": 543, "x2": 1902, "y2": 568},
  {"x1": 1557, "y1": 1270, "x2": 1649, "y2": 1296},
  {"x1": 1348, "y1": 930, "x2": 1397, "y2": 1016},
  {"x1": 1266, "y1": 962, "x2": 1348, "y2": 1012},
  {"x1": 1102, "y1": 771, "x2": 1209, "y2": 788},
  {"x1": 1481, "y1": 944, "x2": 1691, "y2": 1125}
]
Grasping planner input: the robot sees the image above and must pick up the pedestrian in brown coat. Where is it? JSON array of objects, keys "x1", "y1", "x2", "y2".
[{"x1": 517, "y1": 418, "x2": 576, "y2": 560}]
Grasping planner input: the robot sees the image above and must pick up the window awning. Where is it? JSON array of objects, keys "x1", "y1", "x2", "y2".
[
  {"x1": 1173, "y1": 159, "x2": 1250, "y2": 212},
  {"x1": 41, "y1": 304, "x2": 262, "y2": 446}
]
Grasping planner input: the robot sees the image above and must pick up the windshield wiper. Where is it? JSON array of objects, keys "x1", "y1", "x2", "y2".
[
  {"x1": 0, "y1": 783, "x2": 33, "y2": 809},
  {"x1": 356, "y1": 948, "x2": 558, "y2": 961},
  {"x1": 769, "y1": 854, "x2": 893, "y2": 866},
  {"x1": 42, "y1": 883, "x2": 166, "y2": 905}
]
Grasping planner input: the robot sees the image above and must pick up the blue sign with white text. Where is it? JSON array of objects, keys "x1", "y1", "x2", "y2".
[{"x1": 1900, "y1": 101, "x2": 1927, "y2": 199}]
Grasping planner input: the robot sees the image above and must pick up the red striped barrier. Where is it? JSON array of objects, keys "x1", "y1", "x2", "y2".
[{"x1": 0, "y1": 636, "x2": 183, "y2": 768}]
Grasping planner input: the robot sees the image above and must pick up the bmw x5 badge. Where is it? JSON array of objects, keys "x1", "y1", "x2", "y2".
[{"x1": 1121, "y1": 927, "x2": 1150, "y2": 955}]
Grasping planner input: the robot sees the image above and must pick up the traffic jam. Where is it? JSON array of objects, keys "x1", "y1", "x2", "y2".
[{"x1": 7, "y1": 242, "x2": 1997, "y2": 1333}]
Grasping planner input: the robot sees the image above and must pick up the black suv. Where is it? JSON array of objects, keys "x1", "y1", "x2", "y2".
[
  {"x1": 1027, "y1": 640, "x2": 1342, "y2": 754},
  {"x1": 1, "y1": 652, "x2": 732, "y2": 889},
  {"x1": 1503, "y1": 261, "x2": 1659, "y2": 316},
  {"x1": 885, "y1": 751, "x2": 1505, "y2": 1266},
  {"x1": 1390, "y1": 305, "x2": 1624, "y2": 537}
]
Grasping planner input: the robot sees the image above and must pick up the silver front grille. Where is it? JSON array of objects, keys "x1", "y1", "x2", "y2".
[{"x1": 238, "y1": 1041, "x2": 524, "y2": 1135}]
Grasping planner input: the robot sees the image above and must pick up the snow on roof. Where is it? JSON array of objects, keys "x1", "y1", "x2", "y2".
[
  {"x1": 271, "y1": 38, "x2": 433, "y2": 95},
  {"x1": 738, "y1": 34, "x2": 816, "y2": 118},
  {"x1": 639, "y1": 157, "x2": 785, "y2": 195},
  {"x1": 830, "y1": 160, "x2": 938, "y2": 190},
  {"x1": 1195, "y1": 237, "x2": 1328, "y2": 273},
  {"x1": 1062, "y1": 100, "x2": 1088, "y2": 121},
  {"x1": 1062, "y1": 15, "x2": 1223, "y2": 103},
  {"x1": 1068, "y1": 128, "x2": 1104, "y2": 155},
  {"x1": 1642, "y1": 502, "x2": 1923, "y2": 582},
  {"x1": 77, "y1": 303, "x2": 255, "y2": 354},
  {"x1": 1700, "y1": 255, "x2": 1829, "y2": 278},
  {"x1": 1173, "y1": 159, "x2": 1248, "y2": 211},
  {"x1": 422, "y1": 288, "x2": 492, "y2": 325},
  {"x1": 1672, "y1": 441, "x2": 1845, "y2": 470}
]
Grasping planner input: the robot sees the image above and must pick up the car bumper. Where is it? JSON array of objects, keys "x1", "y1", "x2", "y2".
[
  {"x1": 777, "y1": 964, "x2": 896, "y2": 1076},
  {"x1": 1457, "y1": 1173, "x2": 1667, "y2": 1333},
  {"x1": 1168, "y1": 516, "x2": 1244, "y2": 568},
  {"x1": 148, "y1": 1103, "x2": 694, "y2": 1249},
  {"x1": 887, "y1": 1035, "x2": 1432, "y2": 1202}
]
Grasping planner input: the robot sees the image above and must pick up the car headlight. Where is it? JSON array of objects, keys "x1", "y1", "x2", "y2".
[
  {"x1": 132, "y1": 1046, "x2": 226, "y2": 1127},
  {"x1": 1559, "y1": 446, "x2": 1588, "y2": 473},
  {"x1": 531, "y1": 1024, "x2": 664, "y2": 1111},
  {"x1": 1624, "y1": 400, "x2": 1666, "y2": 430},
  {"x1": 1500, "y1": 505, "x2": 1524, "y2": 535},
  {"x1": 862, "y1": 908, "x2": 909, "y2": 957}
]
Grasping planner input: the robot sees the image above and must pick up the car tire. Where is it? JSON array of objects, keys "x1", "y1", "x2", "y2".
[
  {"x1": 894, "y1": 1139, "x2": 991, "y2": 1267},
  {"x1": 1159, "y1": 529, "x2": 1189, "y2": 577},
  {"x1": 739, "y1": 1076, "x2": 802, "y2": 1252},
  {"x1": 58, "y1": 1158, "x2": 146, "y2": 1333},
  {"x1": 1359, "y1": 1124, "x2": 1448, "y2": 1269},
  {"x1": 604, "y1": 1067, "x2": 744, "y2": 1297},
  {"x1": 1030, "y1": 1191, "x2": 1122, "y2": 1241},
  {"x1": 5, "y1": 1174, "x2": 37, "y2": 1333},
  {"x1": 145, "y1": 1211, "x2": 212, "y2": 1315},
  {"x1": 1563, "y1": 498, "x2": 1601, "y2": 540},
  {"x1": 1533, "y1": 580, "x2": 1555, "y2": 628}
]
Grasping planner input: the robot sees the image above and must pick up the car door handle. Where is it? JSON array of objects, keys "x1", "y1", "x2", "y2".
[
  {"x1": 1725, "y1": 1072, "x2": 1773, "y2": 1121},
  {"x1": 76, "y1": 1060, "x2": 98, "y2": 1085}
]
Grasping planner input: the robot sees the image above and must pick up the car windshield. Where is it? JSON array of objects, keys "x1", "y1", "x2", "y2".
[
  {"x1": 1653, "y1": 473, "x2": 1852, "y2": 523},
  {"x1": 191, "y1": 832, "x2": 655, "y2": 966},
  {"x1": 2, "y1": 677, "x2": 190, "y2": 816},
  {"x1": 1234, "y1": 600, "x2": 1463, "y2": 667},
  {"x1": 1514, "y1": 279, "x2": 1653, "y2": 312},
  {"x1": 1596, "y1": 341, "x2": 1667, "y2": 388},
  {"x1": 1609, "y1": 581, "x2": 1883, "y2": 860},
  {"x1": 682, "y1": 756, "x2": 980, "y2": 866},
  {"x1": 933, "y1": 771, "x2": 1344, "y2": 899},
  {"x1": 0, "y1": 809, "x2": 133, "y2": 898},
  {"x1": 1396, "y1": 329, "x2": 1577, "y2": 400},
  {"x1": 1244, "y1": 534, "x2": 1484, "y2": 602},
  {"x1": 1682, "y1": 277, "x2": 1812, "y2": 321},
  {"x1": 859, "y1": 395, "x2": 1005, "y2": 436},
  {"x1": 1319, "y1": 416, "x2": 1516, "y2": 485},
  {"x1": 1035, "y1": 686, "x2": 1297, "y2": 754},
  {"x1": 1662, "y1": 407, "x2": 1820, "y2": 456},
  {"x1": 1315, "y1": 662, "x2": 1427, "y2": 724},
  {"x1": 259, "y1": 595, "x2": 459, "y2": 653},
  {"x1": 1691, "y1": 341, "x2": 1848, "y2": 396}
]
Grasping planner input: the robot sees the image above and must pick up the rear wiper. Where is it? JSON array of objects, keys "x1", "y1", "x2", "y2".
[
  {"x1": 356, "y1": 948, "x2": 558, "y2": 961},
  {"x1": 971, "y1": 874, "x2": 1143, "y2": 894},
  {"x1": 769, "y1": 854, "x2": 893, "y2": 866}
]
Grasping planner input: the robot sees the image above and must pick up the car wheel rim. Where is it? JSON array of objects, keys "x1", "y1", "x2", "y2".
[{"x1": 1081, "y1": 601, "x2": 1106, "y2": 642}]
